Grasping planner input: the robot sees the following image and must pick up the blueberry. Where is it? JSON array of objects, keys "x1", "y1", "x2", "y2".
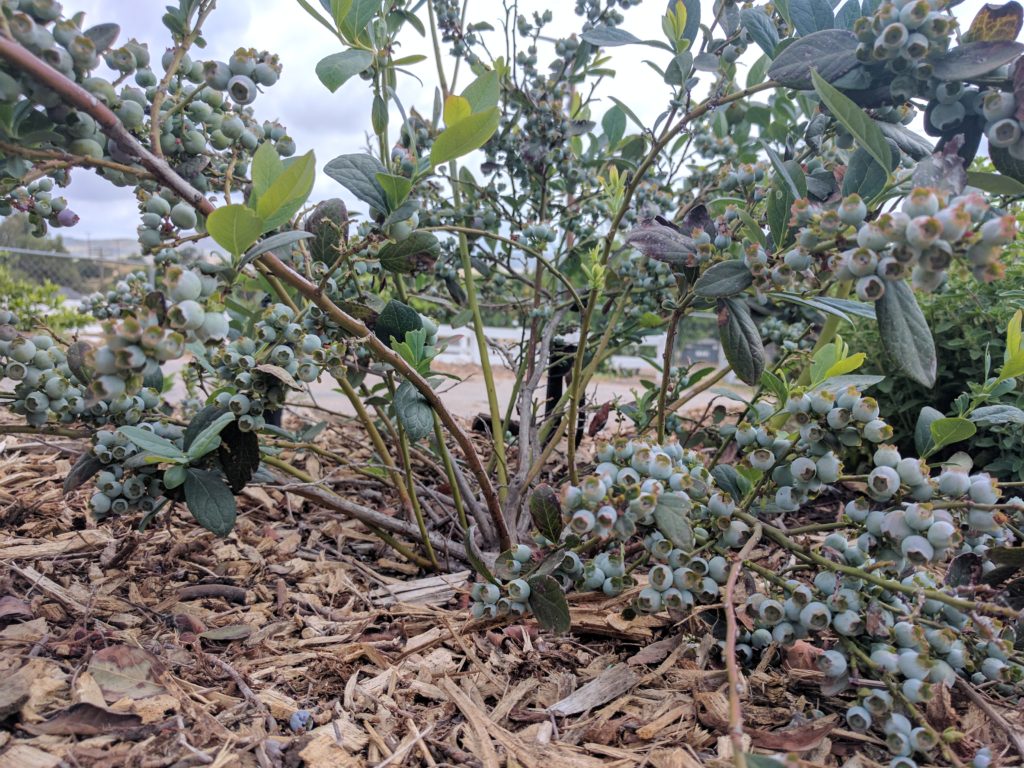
[{"x1": 817, "y1": 650, "x2": 847, "y2": 677}]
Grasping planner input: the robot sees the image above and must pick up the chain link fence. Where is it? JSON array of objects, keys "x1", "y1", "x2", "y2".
[{"x1": 0, "y1": 247, "x2": 153, "y2": 302}]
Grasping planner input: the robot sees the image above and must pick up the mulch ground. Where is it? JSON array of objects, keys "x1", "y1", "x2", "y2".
[{"x1": 0, "y1": 413, "x2": 1021, "y2": 768}]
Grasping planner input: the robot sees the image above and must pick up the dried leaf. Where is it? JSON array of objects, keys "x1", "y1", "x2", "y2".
[
  {"x1": 26, "y1": 702, "x2": 143, "y2": 735},
  {"x1": 748, "y1": 715, "x2": 838, "y2": 751},
  {"x1": 0, "y1": 595, "x2": 33, "y2": 621},
  {"x1": 199, "y1": 624, "x2": 253, "y2": 642},
  {"x1": 88, "y1": 645, "x2": 167, "y2": 703}
]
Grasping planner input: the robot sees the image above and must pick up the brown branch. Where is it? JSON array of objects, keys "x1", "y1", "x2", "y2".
[
  {"x1": 0, "y1": 139, "x2": 152, "y2": 180},
  {"x1": 0, "y1": 33, "x2": 511, "y2": 550},
  {"x1": 723, "y1": 522, "x2": 763, "y2": 767}
]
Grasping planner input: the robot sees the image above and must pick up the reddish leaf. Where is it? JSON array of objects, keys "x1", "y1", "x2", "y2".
[
  {"x1": 964, "y1": 2, "x2": 1023, "y2": 43},
  {"x1": 25, "y1": 702, "x2": 143, "y2": 735},
  {"x1": 748, "y1": 715, "x2": 839, "y2": 751}
]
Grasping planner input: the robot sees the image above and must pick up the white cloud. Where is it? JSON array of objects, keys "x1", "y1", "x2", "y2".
[{"x1": 55, "y1": 0, "x2": 995, "y2": 240}]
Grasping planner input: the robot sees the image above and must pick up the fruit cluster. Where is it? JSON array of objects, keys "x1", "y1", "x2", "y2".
[
  {"x1": 0, "y1": 0, "x2": 292, "y2": 248},
  {"x1": 852, "y1": 0, "x2": 955, "y2": 99},
  {"x1": 980, "y1": 88, "x2": 1024, "y2": 162},
  {"x1": 469, "y1": 371, "x2": 1021, "y2": 768},
  {"x1": 794, "y1": 186, "x2": 1014, "y2": 297}
]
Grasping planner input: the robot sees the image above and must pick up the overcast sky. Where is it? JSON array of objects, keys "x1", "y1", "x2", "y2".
[{"x1": 57, "y1": 0, "x2": 992, "y2": 242}]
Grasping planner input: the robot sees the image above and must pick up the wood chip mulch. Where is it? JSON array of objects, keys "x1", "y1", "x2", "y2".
[{"x1": 0, "y1": 420, "x2": 1021, "y2": 768}]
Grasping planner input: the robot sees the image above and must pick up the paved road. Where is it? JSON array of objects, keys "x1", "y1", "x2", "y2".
[{"x1": 163, "y1": 358, "x2": 742, "y2": 435}]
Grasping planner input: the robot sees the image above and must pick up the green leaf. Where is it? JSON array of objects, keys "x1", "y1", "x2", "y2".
[
  {"x1": 465, "y1": 525, "x2": 497, "y2": 585},
  {"x1": 238, "y1": 230, "x2": 314, "y2": 270},
  {"x1": 760, "y1": 369, "x2": 789, "y2": 404},
  {"x1": 843, "y1": 147, "x2": 889, "y2": 199},
  {"x1": 876, "y1": 279, "x2": 936, "y2": 388},
  {"x1": 64, "y1": 453, "x2": 104, "y2": 496},
  {"x1": 693, "y1": 260, "x2": 753, "y2": 298},
  {"x1": 529, "y1": 485, "x2": 563, "y2": 543},
  {"x1": 930, "y1": 417, "x2": 977, "y2": 454},
  {"x1": 790, "y1": 0, "x2": 834, "y2": 35},
  {"x1": 184, "y1": 468, "x2": 237, "y2": 537},
  {"x1": 338, "y1": 0, "x2": 380, "y2": 43},
  {"x1": 740, "y1": 7, "x2": 779, "y2": 56},
  {"x1": 809, "y1": 374, "x2": 884, "y2": 394},
  {"x1": 323, "y1": 153, "x2": 390, "y2": 214},
  {"x1": 653, "y1": 493, "x2": 694, "y2": 550},
  {"x1": 206, "y1": 205, "x2": 264, "y2": 257},
  {"x1": 711, "y1": 465, "x2": 751, "y2": 502},
  {"x1": 970, "y1": 405, "x2": 1024, "y2": 426},
  {"x1": 430, "y1": 107, "x2": 500, "y2": 167},
  {"x1": 250, "y1": 141, "x2": 284, "y2": 206},
  {"x1": 812, "y1": 69, "x2": 891, "y2": 174},
  {"x1": 442, "y1": 94, "x2": 471, "y2": 126},
  {"x1": 527, "y1": 574, "x2": 571, "y2": 634},
  {"x1": 378, "y1": 232, "x2": 440, "y2": 274},
  {"x1": 329, "y1": 0, "x2": 354, "y2": 28},
  {"x1": 965, "y1": 171, "x2": 1024, "y2": 196},
  {"x1": 602, "y1": 105, "x2": 626, "y2": 147},
  {"x1": 375, "y1": 173, "x2": 413, "y2": 210},
  {"x1": 183, "y1": 406, "x2": 232, "y2": 451},
  {"x1": 915, "y1": 406, "x2": 944, "y2": 456},
  {"x1": 581, "y1": 25, "x2": 643, "y2": 46},
  {"x1": 461, "y1": 69, "x2": 500, "y2": 113},
  {"x1": 393, "y1": 379, "x2": 433, "y2": 441},
  {"x1": 117, "y1": 426, "x2": 187, "y2": 462},
  {"x1": 767, "y1": 29, "x2": 859, "y2": 89},
  {"x1": 164, "y1": 464, "x2": 187, "y2": 490},
  {"x1": 187, "y1": 412, "x2": 236, "y2": 461},
  {"x1": 374, "y1": 298, "x2": 422, "y2": 345},
  {"x1": 315, "y1": 49, "x2": 374, "y2": 92},
  {"x1": 929, "y1": 41, "x2": 1024, "y2": 81},
  {"x1": 718, "y1": 297, "x2": 766, "y2": 386},
  {"x1": 256, "y1": 151, "x2": 316, "y2": 231},
  {"x1": 823, "y1": 353, "x2": 865, "y2": 380}
]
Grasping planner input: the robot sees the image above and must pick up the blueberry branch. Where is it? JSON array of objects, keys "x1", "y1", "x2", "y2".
[
  {"x1": 734, "y1": 510, "x2": 1021, "y2": 620},
  {"x1": 0, "y1": 32, "x2": 512, "y2": 551}
]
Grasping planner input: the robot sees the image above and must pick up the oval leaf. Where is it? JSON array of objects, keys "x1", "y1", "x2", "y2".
[
  {"x1": 812, "y1": 69, "x2": 892, "y2": 173},
  {"x1": 718, "y1": 297, "x2": 766, "y2": 386},
  {"x1": 930, "y1": 417, "x2": 977, "y2": 453},
  {"x1": 315, "y1": 49, "x2": 374, "y2": 92},
  {"x1": 206, "y1": 205, "x2": 264, "y2": 257},
  {"x1": 694, "y1": 259, "x2": 754, "y2": 298},
  {"x1": 929, "y1": 40, "x2": 1024, "y2": 80},
  {"x1": 876, "y1": 279, "x2": 936, "y2": 388},
  {"x1": 767, "y1": 29, "x2": 859, "y2": 89},
  {"x1": 393, "y1": 380, "x2": 433, "y2": 441},
  {"x1": 430, "y1": 107, "x2": 500, "y2": 167},
  {"x1": 527, "y1": 574, "x2": 571, "y2": 634},
  {"x1": 529, "y1": 485, "x2": 563, "y2": 543},
  {"x1": 184, "y1": 469, "x2": 237, "y2": 537}
]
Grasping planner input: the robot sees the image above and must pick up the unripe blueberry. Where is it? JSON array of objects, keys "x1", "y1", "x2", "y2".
[
  {"x1": 816, "y1": 452, "x2": 842, "y2": 483},
  {"x1": 846, "y1": 705, "x2": 871, "y2": 732},
  {"x1": 227, "y1": 75, "x2": 257, "y2": 105},
  {"x1": 570, "y1": 509, "x2": 596, "y2": 534},
  {"x1": 868, "y1": 466, "x2": 900, "y2": 500},
  {"x1": 506, "y1": 578, "x2": 530, "y2": 601},
  {"x1": 636, "y1": 586, "x2": 662, "y2": 613},
  {"x1": 817, "y1": 649, "x2": 847, "y2": 678},
  {"x1": 748, "y1": 448, "x2": 775, "y2": 471},
  {"x1": 170, "y1": 202, "x2": 197, "y2": 229},
  {"x1": 799, "y1": 601, "x2": 832, "y2": 631},
  {"x1": 471, "y1": 582, "x2": 500, "y2": 604},
  {"x1": 937, "y1": 467, "x2": 971, "y2": 497},
  {"x1": 986, "y1": 118, "x2": 1021, "y2": 149}
]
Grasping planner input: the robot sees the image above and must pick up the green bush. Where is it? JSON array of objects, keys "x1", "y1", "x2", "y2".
[
  {"x1": 848, "y1": 258, "x2": 1024, "y2": 477},
  {"x1": 0, "y1": 263, "x2": 89, "y2": 332}
]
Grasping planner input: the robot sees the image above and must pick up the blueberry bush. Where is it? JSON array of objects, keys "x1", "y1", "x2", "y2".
[{"x1": 1, "y1": 0, "x2": 1024, "y2": 764}]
